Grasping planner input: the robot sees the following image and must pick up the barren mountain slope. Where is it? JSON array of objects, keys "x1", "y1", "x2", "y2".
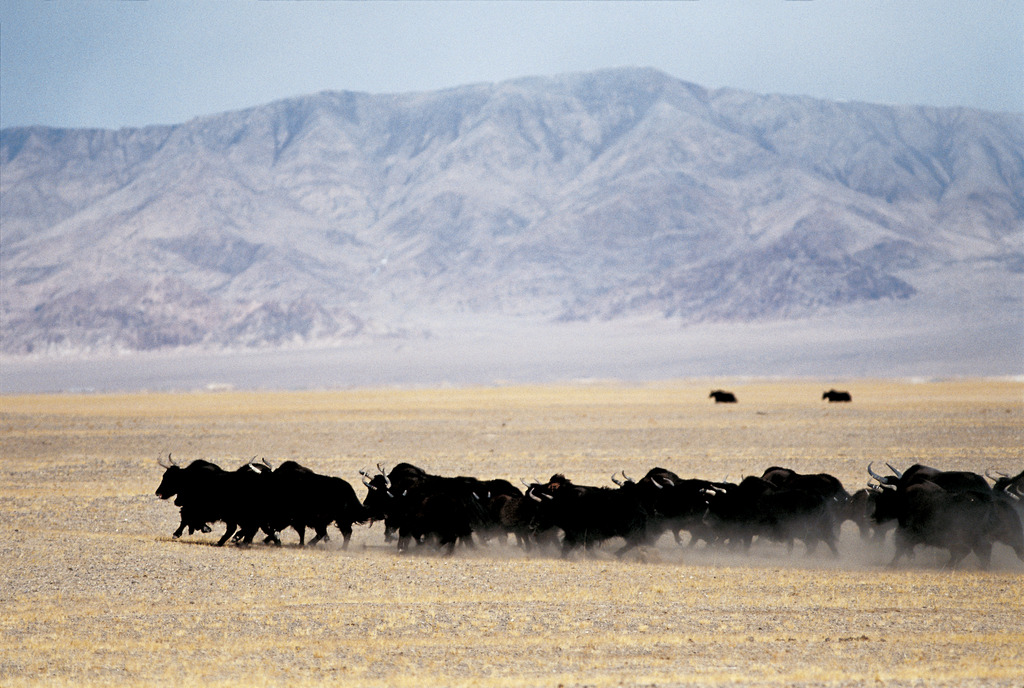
[{"x1": 2, "y1": 68, "x2": 1022, "y2": 357}]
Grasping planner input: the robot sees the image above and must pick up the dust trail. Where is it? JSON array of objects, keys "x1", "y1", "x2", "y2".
[{"x1": 273, "y1": 521, "x2": 1024, "y2": 573}]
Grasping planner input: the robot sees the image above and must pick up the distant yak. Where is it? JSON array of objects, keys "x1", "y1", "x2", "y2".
[
  {"x1": 823, "y1": 389, "x2": 852, "y2": 402},
  {"x1": 709, "y1": 390, "x2": 737, "y2": 403}
]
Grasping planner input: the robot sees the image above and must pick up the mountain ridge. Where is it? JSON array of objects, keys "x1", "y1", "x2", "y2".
[{"x1": 2, "y1": 68, "x2": 1022, "y2": 360}]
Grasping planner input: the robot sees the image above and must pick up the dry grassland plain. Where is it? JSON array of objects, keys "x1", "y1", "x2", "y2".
[{"x1": 1, "y1": 380, "x2": 1022, "y2": 687}]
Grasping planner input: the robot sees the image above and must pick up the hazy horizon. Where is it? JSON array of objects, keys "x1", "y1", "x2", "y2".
[{"x1": 2, "y1": 1, "x2": 1021, "y2": 130}]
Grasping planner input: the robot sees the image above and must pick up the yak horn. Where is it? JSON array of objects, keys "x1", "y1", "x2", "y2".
[
  {"x1": 622, "y1": 472, "x2": 635, "y2": 483},
  {"x1": 528, "y1": 490, "x2": 542, "y2": 502},
  {"x1": 377, "y1": 463, "x2": 387, "y2": 475},
  {"x1": 168, "y1": 453, "x2": 179, "y2": 466},
  {"x1": 362, "y1": 476, "x2": 373, "y2": 488},
  {"x1": 157, "y1": 453, "x2": 171, "y2": 469},
  {"x1": 867, "y1": 462, "x2": 887, "y2": 483},
  {"x1": 520, "y1": 478, "x2": 533, "y2": 488},
  {"x1": 650, "y1": 477, "x2": 664, "y2": 489},
  {"x1": 263, "y1": 458, "x2": 274, "y2": 470},
  {"x1": 885, "y1": 462, "x2": 903, "y2": 479},
  {"x1": 611, "y1": 473, "x2": 624, "y2": 486}
]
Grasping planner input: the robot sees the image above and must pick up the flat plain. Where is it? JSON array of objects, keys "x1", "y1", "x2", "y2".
[{"x1": 1, "y1": 380, "x2": 1022, "y2": 687}]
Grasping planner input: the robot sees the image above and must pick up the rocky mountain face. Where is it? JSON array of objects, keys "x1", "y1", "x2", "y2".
[{"x1": 2, "y1": 68, "x2": 1022, "y2": 356}]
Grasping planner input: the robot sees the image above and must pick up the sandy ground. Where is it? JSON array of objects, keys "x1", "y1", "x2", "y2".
[{"x1": 1, "y1": 380, "x2": 1022, "y2": 686}]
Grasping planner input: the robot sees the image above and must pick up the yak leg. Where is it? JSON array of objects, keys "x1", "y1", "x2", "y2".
[
  {"x1": 217, "y1": 523, "x2": 237, "y2": 546},
  {"x1": 233, "y1": 525, "x2": 257, "y2": 546},
  {"x1": 397, "y1": 530, "x2": 413, "y2": 552},
  {"x1": 871, "y1": 521, "x2": 895, "y2": 547},
  {"x1": 817, "y1": 518, "x2": 841, "y2": 557},
  {"x1": 308, "y1": 527, "x2": 329, "y2": 546},
  {"x1": 174, "y1": 508, "x2": 202, "y2": 538},
  {"x1": 944, "y1": 544, "x2": 972, "y2": 570},
  {"x1": 521, "y1": 531, "x2": 536, "y2": 552},
  {"x1": 889, "y1": 534, "x2": 910, "y2": 567},
  {"x1": 888, "y1": 537, "x2": 915, "y2": 568},
  {"x1": 177, "y1": 505, "x2": 212, "y2": 537},
  {"x1": 614, "y1": 540, "x2": 639, "y2": 559},
  {"x1": 889, "y1": 528, "x2": 921, "y2": 568},
  {"x1": 971, "y1": 543, "x2": 993, "y2": 570}
]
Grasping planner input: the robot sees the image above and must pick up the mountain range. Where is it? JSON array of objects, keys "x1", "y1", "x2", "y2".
[{"x1": 2, "y1": 67, "x2": 1022, "y2": 372}]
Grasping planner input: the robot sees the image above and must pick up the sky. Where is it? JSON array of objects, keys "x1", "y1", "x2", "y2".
[{"x1": 1, "y1": 0, "x2": 1022, "y2": 130}]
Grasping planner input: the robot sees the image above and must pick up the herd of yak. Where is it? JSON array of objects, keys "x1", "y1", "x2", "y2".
[{"x1": 154, "y1": 453, "x2": 1024, "y2": 569}]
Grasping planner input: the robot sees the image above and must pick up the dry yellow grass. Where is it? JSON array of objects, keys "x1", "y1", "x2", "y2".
[{"x1": 1, "y1": 380, "x2": 1023, "y2": 687}]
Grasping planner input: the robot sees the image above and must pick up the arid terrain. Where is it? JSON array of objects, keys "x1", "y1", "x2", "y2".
[{"x1": 1, "y1": 380, "x2": 1022, "y2": 686}]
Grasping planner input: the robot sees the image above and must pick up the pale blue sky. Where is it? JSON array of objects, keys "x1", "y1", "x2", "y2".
[{"x1": 1, "y1": 0, "x2": 1022, "y2": 130}]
